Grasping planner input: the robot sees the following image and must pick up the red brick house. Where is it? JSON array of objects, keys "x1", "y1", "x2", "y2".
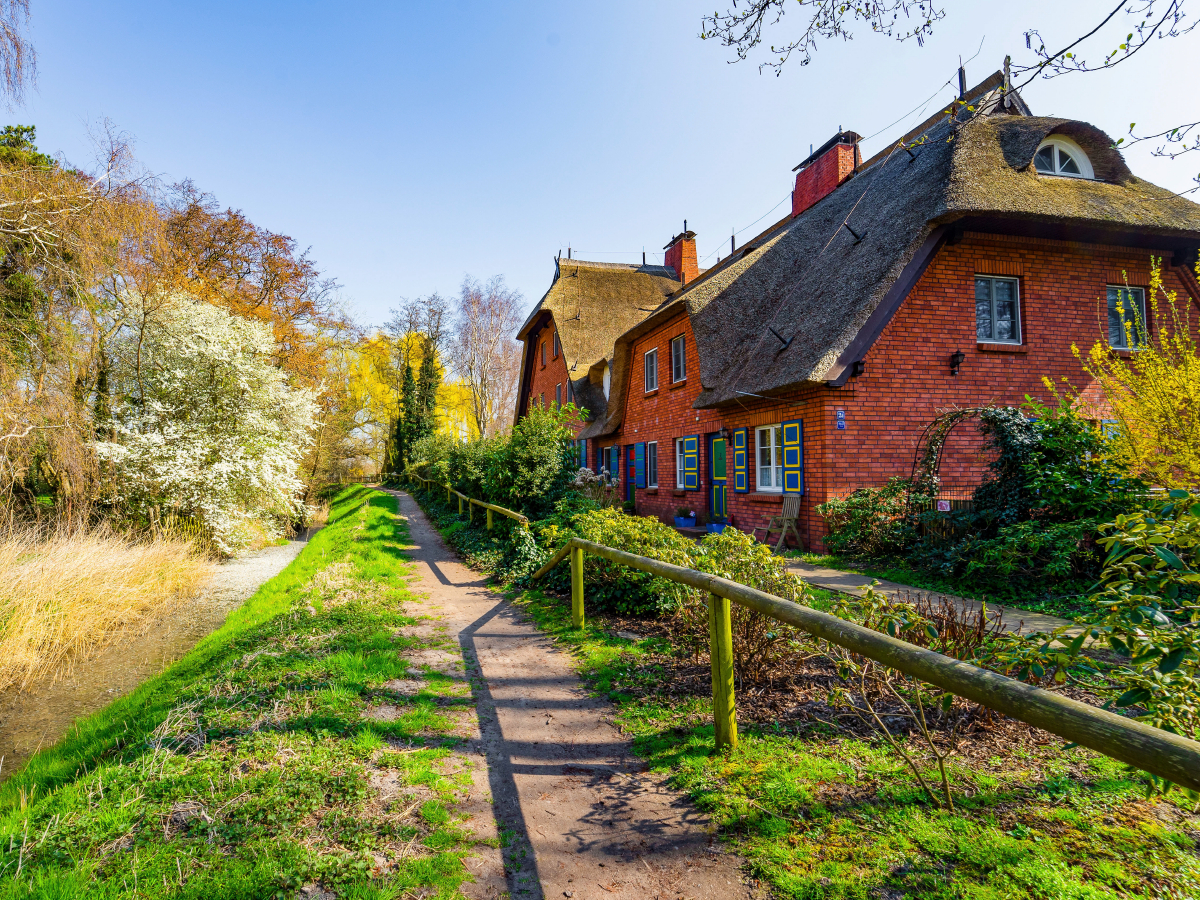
[{"x1": 515, "y1": 73, "x2": 1200, "y2": 550}]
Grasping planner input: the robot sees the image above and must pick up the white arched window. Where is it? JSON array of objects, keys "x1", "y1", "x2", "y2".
[
  {"x1": 1033, "y1": 136, "x2": 1094, "y2": 179},
  {"x1": 601, "y1": 361, "x2": 611, "y2": 399}
]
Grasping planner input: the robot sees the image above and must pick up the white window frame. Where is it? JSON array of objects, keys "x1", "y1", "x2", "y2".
[
  {"x1": 670, "y1": 335, "x2": 686, "y2": 382},
  {"x1": 552, "y1": 331, "x2": 560, "y2": 358},
  {"x1": 540, "y1": 341, "x2": 546, "y2": 365},
  {"x1": 675, "y1": 437, "x2": 686, "y2": 489},
  {"x1": 644, "y1": 347, "x2": 658, "y2": 392},
  {"x1": 555, "y1": 383, "x2": 562, "y2": 407},
  {"x1": 647, "y1": 441, "x2": 658, "y2": 488},
  {"x1": 975, "y1": 275, "x2": 1022, "y2": 344},
  {"x1": 755, "y1": 425, "x2": 783, "y2": 493},
  {"x1": 1033, "y1": 136, "x2": 1094, "y2": 179},
  {"x1": 1107, "y1": 285, "x2": 1147, "y2": 350}
]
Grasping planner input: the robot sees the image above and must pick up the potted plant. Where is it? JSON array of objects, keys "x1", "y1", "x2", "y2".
[
  {"x1": 706, "y1": 520, "x2": 727, "y2": 534},
  {"x1": 674, "y1": 506, "x2": 697, "y2": 528},
  {"x1": 622, "y1": 499, "x2": 636, "y2": 514}
]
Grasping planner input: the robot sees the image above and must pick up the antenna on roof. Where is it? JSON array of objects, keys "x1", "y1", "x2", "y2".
[
  {"x1": 731, "y1": 229, "x2": 735, "y2": 255},
  {"x1": 642, "y1": 249, "x2": 646, "y2": 265},
  {"x1": 684, "y1": 219, "x2": 687, "y2": 233},
  {"x1": 958, "y1": 58, "x2": 966, "y2": 100},
  {"x1": 568, "y1": 246, "x2": 571, "y2": 259},
  {"x1": 1003, "y1": 54, "x2": 1013, "y2": 109}
]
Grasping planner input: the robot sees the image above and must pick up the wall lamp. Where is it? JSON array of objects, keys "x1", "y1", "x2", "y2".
[{"x1": 949, "y1": 349, "x2": 966, "y2": 377}]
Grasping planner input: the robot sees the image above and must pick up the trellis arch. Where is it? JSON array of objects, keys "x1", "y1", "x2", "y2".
[{"x1": 907, "y1": 407, "x2": 994, "y2": 495}]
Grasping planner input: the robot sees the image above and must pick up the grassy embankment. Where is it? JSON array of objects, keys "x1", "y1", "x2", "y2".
[
  {"x1": 0, "y1": 529, "x2": 213, "y2": 692},
  {"x1": 404, "y1": 487, "x2": 1198, "y2": 899},
  {"x1": 0, "y1": 486, "x2": 493, "y2": 900}
]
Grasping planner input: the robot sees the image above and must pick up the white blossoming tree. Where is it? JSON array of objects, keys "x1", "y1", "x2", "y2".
[{"x1": 96, "y1": 297, "x2": 317, "y2": 554}]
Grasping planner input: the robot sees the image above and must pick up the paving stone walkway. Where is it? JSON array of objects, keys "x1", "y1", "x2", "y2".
[
  {"x1": 386, "y1": 489, "x2": 757, "y2": 900},
  {"x1": 784, "y1": 560, "x2": 1078, "y2": 635}
]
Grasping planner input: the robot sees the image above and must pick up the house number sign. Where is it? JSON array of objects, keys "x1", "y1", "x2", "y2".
[{"x1": 835, "y1": 409, "x2": 846, "y2": 430}]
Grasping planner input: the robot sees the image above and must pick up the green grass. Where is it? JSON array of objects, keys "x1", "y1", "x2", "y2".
[
  {"x1": 0, "y1": 487, "x2": 487, "y2": 899},
  {"x1": 797, "y1": 553, "x2": 1095, "y2": 620},
  {"x1": 505, "y1": 584, "x2": 1200, "y2": 900}
]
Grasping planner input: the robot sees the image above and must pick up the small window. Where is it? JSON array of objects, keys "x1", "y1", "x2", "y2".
[
  {"x1": 975, "y1": 276, "x2": 1021, "y2": 344},
  {"x1": 1107, "y1": 286, "x2": 1146, "y2": 349},
  {"x1": 756, "y1": 425, "x2": 783, "y2": 493},
  {"x1": 670, "y1": 335, "x2": 686, "y2": 382},
  {"x1": 555, "y1": 383, "x2": 562, "y2": 407},
  {"x1": 552, "y1": 331, "x2": 560, "y2": 358},
  {"x1": 540, "y1": 341, "x2": 546, "y2": 366},
  {"x1": 1033, "y1": 137, "x2": 1094, "y2": 179},
  {"x1": 675, "y1": 438, "x2": 686, "y2": 489},
  {"x1": 647, "y1": 441, "x2": 658, "y2": 487},
  {"x1": 539, "y1": 392, "x2": 545, "y2": 408},
  {"x1": 644, "y1": 347, "x2": 658, "y2": 392}
]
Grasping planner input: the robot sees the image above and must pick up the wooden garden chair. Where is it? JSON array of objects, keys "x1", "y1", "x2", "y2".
[{"x1": 755, "y1": 494, "x2": 803, "y2": 553}]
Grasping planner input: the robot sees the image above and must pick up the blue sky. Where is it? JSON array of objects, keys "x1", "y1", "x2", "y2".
[{"x1": 20, "y1": 1, "x2": 1200, "y2": 327}]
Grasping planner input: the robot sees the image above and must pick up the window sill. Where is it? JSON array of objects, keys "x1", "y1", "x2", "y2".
[
  {"x1": 747, "y1": 492, "x2": 784, "y2": 503},
  {"x1": 672, "y1": 488, "x2": 686, "y2": 497},
  {"x1": 669, "y1": 379, "x2": 688, "y2": 390},
  {"x1": 643, "y1": 388, "x2": 659, "y2": 398},
  {"x1": 977, "y1": 342, "x2": 1026, "y2": 354},
  {"x1": 644, "y1": 487, "x2": 658, "y2": 495},
  {"x1": 1110, "y1": 347, "x2": 1137, "y2": 358}
]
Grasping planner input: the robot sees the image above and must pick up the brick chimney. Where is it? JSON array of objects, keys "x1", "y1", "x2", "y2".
[
  {"x1": 792, "y1": 130, "x2": 861, "y2": 217},
  {"x1": 663, "y1": 222, "x2": 698, "y2": 285}
]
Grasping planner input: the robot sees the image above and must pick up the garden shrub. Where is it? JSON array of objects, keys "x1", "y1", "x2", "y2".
[
  {"x1": 815, "y1": 477, "x2": 914, "y2": 557},
  {"x1": 684, "y1": 527, "x2": 811, "y2": 681},
  {"x1": 408, "y1": 403, "x2": 580, "y2": 521},
  {"x1": 542, "y1": 507, "x2": 697, "y2": 616}
]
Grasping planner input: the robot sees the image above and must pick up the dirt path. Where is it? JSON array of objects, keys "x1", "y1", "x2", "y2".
[
  {"x1": 0, "y1": 533, "x2": 315, "y2": 779},
  {"x1": 387, "y1": 489, "x2": 754, "y2": 900}
]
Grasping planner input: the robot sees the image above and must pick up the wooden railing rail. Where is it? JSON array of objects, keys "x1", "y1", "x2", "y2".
[
  {"x1": 404, "y1": 471, "x2": 529, "y2": 528},
  {"x1": 532, "y1": 536, "x2": 1200, "y2": 792}
]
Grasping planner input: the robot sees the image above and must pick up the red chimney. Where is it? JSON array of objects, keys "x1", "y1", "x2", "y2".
[
  {"x1": 663, "y1": 223, "x2": 698, "y2": 285},
  {"x1": 792, "y1": 131, "x2": 861, "y2": 217}
]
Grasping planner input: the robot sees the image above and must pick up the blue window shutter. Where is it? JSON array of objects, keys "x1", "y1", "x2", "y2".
[
  {"x1": 683, "y1": 435, "x2": 699, "y2": 490},
  {"x1": 635, "y1": 442, "x2": 646, "y2": 488},
  {"x1": 732, "y1": 428, "x2": 748, "y2": 492},
  {"x1": 579, "y1": 439, "x2": 587, "y2": 469},
  {"x1": 782, "y1": 419, "x2": 804, "y2": 494}
]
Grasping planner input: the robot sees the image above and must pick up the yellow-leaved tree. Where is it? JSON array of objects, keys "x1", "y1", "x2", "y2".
[{"x1": 1073, "y1": 258, "x2": 1200, "y2": 489}]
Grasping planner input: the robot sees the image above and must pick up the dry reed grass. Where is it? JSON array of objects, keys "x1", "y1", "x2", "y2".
[{"x1": 0, "y1": 527, "x2": 214, "y2": 692}]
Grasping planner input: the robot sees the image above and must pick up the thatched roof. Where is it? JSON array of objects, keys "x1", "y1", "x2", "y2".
[
  {"x1": 684, "y1": 101, "x2": 1200, "y2": 408},
  {"x1": 517, "y1": 258, "x2": 679, "y2": 421}
]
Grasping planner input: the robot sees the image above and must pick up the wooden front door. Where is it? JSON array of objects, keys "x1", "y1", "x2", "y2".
[
  {"x1": 626, "y1": 445, "x2": 636, "y2": 503},
  {"x1": 709, "y1": 434, "x2": 727, "y2": 523}
]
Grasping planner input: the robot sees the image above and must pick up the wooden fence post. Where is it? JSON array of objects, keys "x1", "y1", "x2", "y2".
[
  {"x1": 571, "y1": 545, "x2": 585, "y2": 628},
  {"x1": 457, "y1": 495, "x2": 463, "y2": 515},
  {"x1": 446, "y1": 485, "x2": 451, "y2": 504},
  {"x1": 708, "y1": 593, "x2": 738, "y2": 751},
  {"x1": 486, "y1": 508, "x2": 494, "y2": 530}
]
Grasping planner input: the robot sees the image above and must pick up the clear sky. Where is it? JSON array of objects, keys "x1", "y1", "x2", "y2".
[{"x1": 19, "y1": 1, "x2": 1200, "y2": 328}]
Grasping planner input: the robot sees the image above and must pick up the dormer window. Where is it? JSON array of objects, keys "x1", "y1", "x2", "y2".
[{"x1": 1033, "y1": 137, "x2": 1094, "y2": 179}]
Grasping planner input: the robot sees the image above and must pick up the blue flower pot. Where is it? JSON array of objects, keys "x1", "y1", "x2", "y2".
[
  {"x1": 674, "y1": 516, "x2": 696, "y2": 528},
  {"x1": 706, "y1": 523, "x2": 727, "y2": 534}
]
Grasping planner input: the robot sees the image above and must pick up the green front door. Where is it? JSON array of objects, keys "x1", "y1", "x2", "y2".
[{"x1": 709, "y1": 435, "x2": 727, "y2": 523}]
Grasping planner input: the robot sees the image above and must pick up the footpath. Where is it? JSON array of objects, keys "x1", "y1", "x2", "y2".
[
  {"x1": 784, "y1": 559, "x2": 1077, "y2": 634},
  {"x1": 386, "y1": 489, "x2": 753, "y2": 900}
]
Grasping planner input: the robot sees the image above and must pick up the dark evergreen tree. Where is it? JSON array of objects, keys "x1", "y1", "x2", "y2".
[
  {"x1": 395, "y1": 363, "x2": 418, "y2": 467},
  {"x1": 415, "y1": 335, "x2": 439, "y2": 442}
]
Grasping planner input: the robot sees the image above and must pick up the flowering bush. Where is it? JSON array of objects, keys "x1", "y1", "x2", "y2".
[
  {"x1": 96, "y1": 297, "x2": 316, "y2": 554},
  {"x1": 571, "y1": 467, "x2": 619, "y2": 508}
]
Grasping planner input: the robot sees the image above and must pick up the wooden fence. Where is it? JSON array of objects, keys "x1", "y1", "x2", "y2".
[
  {"x1": 532, "y1": 536, "x2": 1200, "y2": 793},
  {"x1": 405, "y1": 472, "x2": 528, "y2": 529}
]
